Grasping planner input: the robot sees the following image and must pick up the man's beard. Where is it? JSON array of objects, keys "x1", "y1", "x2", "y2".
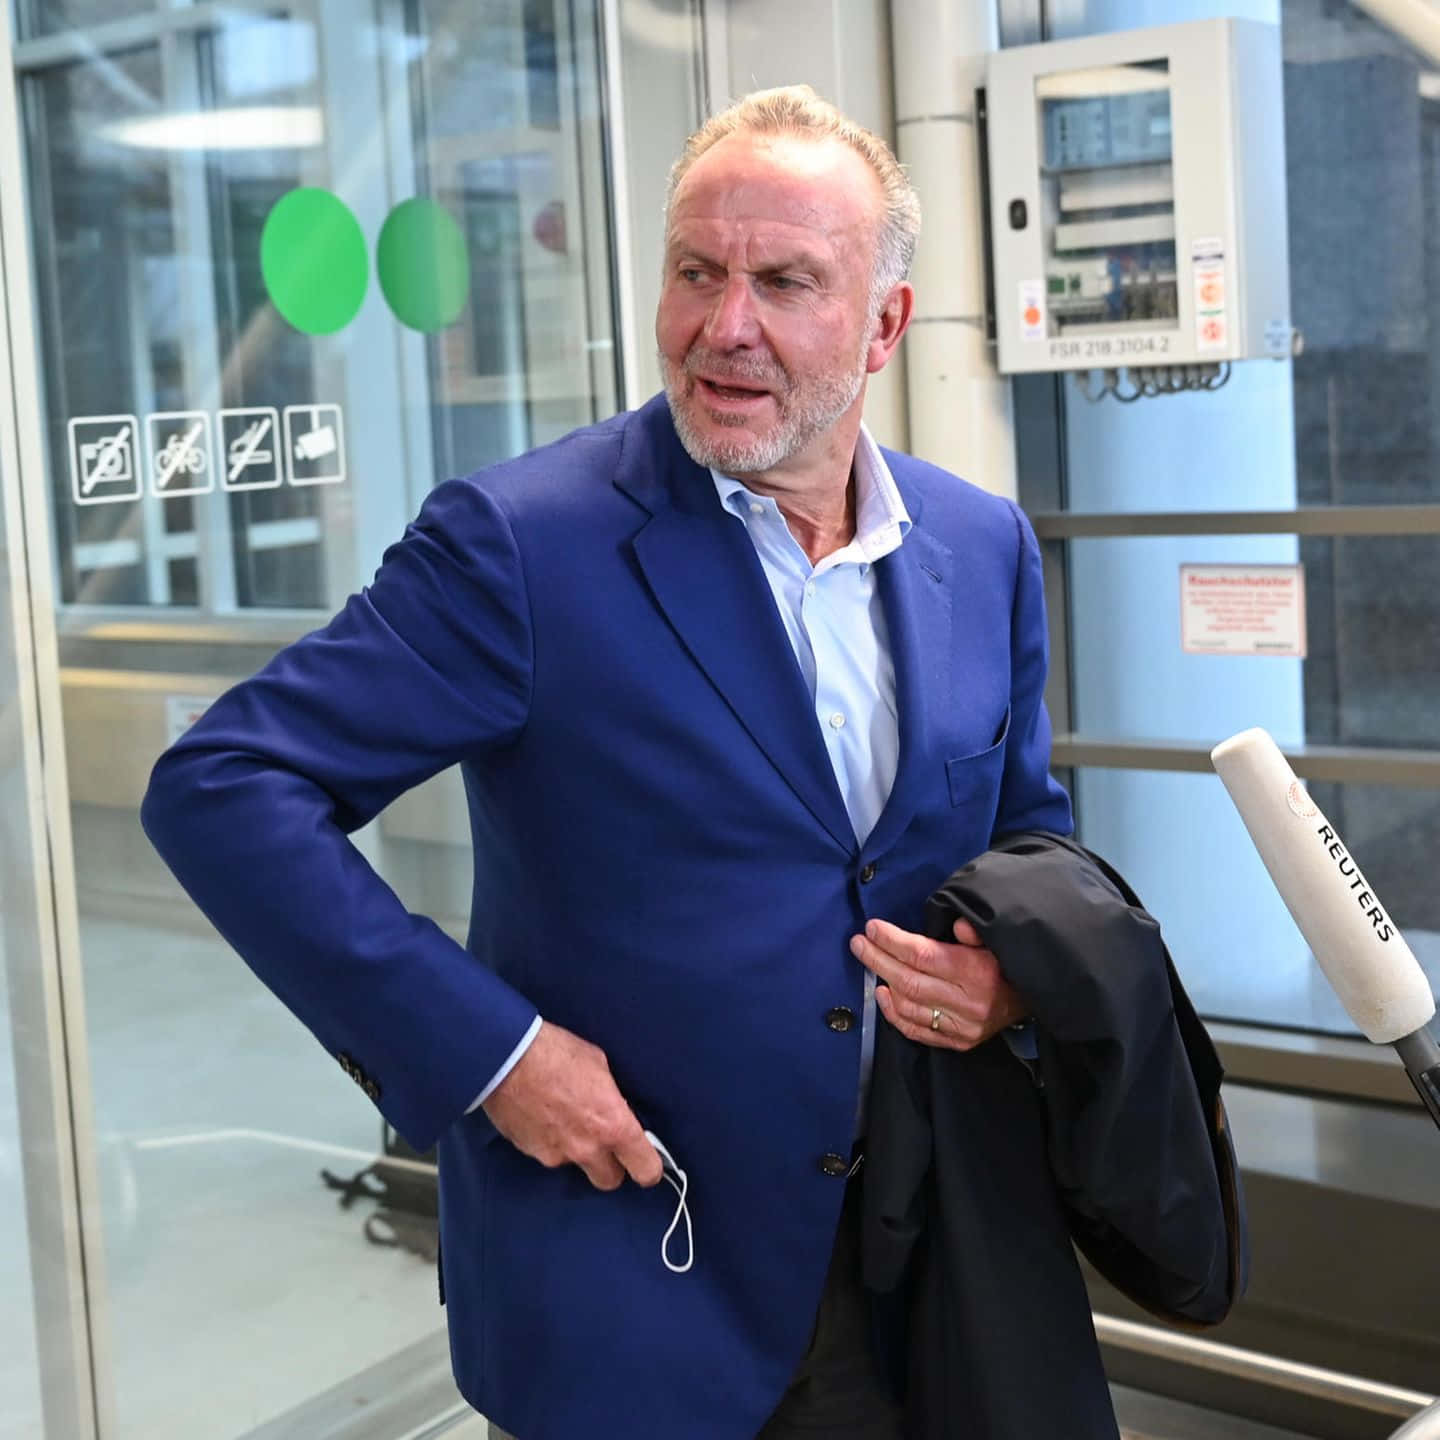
[{"x1": 661, "y1": 340, "x2": 868, "y2": 476}]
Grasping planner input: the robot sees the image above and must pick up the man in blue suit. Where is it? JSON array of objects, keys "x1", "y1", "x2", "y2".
[{"x1": 143, "y1": 85, "x2": 1072, "y2": 1439}]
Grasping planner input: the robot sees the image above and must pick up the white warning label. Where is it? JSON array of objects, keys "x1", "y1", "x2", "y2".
[
  {"x1": 1019, "y1": 279, "x2": 1046, "y2": 343},
  {"x1": 1180, "y1": 564, "x2": 1307, "y2": 657},
  {"x1": 1191, "y1": 236, "x2": 1228, "y2": 354}
]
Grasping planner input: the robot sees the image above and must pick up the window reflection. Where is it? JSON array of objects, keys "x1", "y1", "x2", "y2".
[
  {"x1": 1285, "y1": 0, "x2": 1440, "y2": 509},
  {"x1": 205, "y1": 20, "x2": 324, "y2": 609},
  {"x1": 30, "y1": 45, "x2": 172, "y2": 605},
  {"x1": 23, "y1": 1, "x2": 616, "y2": 618},
  {"x1": 21, "y1": 0, "x2": 154, "y2": 40}
]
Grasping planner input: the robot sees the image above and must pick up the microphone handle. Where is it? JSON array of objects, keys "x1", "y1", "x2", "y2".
[{"x1": 1394, "y1": 1026, "x2": 1440, "y2": 1132}]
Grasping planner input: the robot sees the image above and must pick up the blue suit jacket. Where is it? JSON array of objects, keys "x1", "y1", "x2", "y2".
[{"x1": 142, "y1": 393, "x2": 1072, "y2": 1439}]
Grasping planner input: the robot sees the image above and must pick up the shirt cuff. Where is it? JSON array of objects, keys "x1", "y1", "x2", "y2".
[{"x1": 465, "y1": 1015, "x2": 543, "y2": 1113}]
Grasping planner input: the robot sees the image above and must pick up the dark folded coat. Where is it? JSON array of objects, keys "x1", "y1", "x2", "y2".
[{"x1": 862, "y1": 831, "x2": 1247, "y2": 1440}]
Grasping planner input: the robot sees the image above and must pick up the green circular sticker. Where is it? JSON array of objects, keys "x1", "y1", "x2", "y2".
[
  {"x1": 260, "y1": 188, "x2": 368, "y2": 335},
  {"x1": 376, "y1": 198, "x2": 471, "y2": 333}
]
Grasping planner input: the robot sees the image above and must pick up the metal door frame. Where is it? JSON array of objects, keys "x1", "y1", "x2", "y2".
[{"x1": 0, "y1": 2, "x2": 110, "y2": 1436}]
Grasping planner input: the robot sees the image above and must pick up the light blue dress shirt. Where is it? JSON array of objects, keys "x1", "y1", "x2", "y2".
[{"x1": 712, "y1": 423, "x2": 911, "y2": 1122}]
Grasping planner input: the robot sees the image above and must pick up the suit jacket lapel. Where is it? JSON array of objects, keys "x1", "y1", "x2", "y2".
[
  {"x1": 619, "y1": 400, "x2": 856, "y2": 854},
  {"x1": 865, "y1": 498, "x2": 954, "y2": 861}
]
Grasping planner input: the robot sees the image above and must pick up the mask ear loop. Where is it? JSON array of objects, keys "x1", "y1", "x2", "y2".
[{"x1": 644, "y1": 1130, "x2": 694, "y2": 1274}]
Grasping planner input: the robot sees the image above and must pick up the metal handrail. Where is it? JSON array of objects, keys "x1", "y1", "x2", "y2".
[{"x1": 1094, "y1": 1314, "x2": 1435, "y2": 1420}]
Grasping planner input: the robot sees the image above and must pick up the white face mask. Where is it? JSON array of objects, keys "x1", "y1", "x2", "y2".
[{"x1": 644, "y1": 1130, "x2": 693, "y2": 1274}]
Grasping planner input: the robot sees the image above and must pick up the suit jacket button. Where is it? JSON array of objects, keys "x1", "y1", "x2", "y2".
[
  {"x1": 819, "y1": 1152, "x2": 849, "y2": 1178},
  {"x1": 825, "y1": 1007, "x2": 856, "y2": 1033},
  {"x1": 858, "y1": 862, "x2": 877, "y2": 884}
]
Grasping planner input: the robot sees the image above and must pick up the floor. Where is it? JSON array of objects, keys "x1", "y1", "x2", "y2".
[
  {"x1": 2, "y1": 915, "x2": 446, "y2": 1440},
  {"x1": 1112, "y1": 1386, "x2": 1323, "y2": 1440}
]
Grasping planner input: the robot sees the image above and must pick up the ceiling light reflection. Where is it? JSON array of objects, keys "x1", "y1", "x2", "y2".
[{"x1": 96, "y1": 105, "x2": 325, "y2": 151}]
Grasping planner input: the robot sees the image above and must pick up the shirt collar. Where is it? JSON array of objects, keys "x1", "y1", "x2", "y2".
[{"x1": 710, "y1": 423, "x2": 912, "y2": 563}]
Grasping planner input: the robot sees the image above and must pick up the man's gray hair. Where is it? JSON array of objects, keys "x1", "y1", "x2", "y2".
[{"x1": 665, "y1": 84, "x2": 922, "y2": 307}]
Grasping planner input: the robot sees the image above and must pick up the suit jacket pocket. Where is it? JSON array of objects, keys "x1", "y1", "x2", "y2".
[{"x1": 945, "y1": 706, "x2": 1010, "y2": 811}]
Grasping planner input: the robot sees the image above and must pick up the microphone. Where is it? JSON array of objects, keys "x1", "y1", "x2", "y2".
[{"x1": 1210, "y1": 727, "x2": 1440, "y2": 1130}]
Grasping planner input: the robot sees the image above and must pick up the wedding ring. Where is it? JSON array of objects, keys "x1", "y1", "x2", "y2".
[{"x1": 930, "y1": 1007, "x2": 943, "y2": 1031}]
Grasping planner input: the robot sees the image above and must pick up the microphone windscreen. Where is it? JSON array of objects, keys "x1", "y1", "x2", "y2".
[{"x1": 1211, "y1": 727, "x2": 1435, "y2": 1044}]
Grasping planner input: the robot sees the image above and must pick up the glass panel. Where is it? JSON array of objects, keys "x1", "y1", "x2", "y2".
[
  {"x1": 203, "y1": 16, "x2": 327, "y2": 611},
  {"x1": 19, "y1": 0, "x2": 155, "y2": 41},
  {"x1": 1069, "y1": 533, "x2": 1305, "y2": 746},
  {"x1": 1077, "y1": 768, "x2": 1440, "y2": 1036},
  {"x1": 1035, "y1": 60, "x2": 1178, "y2": 336},
  {"x1": 1069, "y1": 527, "x2": 1440, "y2": 1031},
  {"x1": 25, "y1": 4, "x2": 618, "y2": 617},
  {"x1": 1284, "y1": 0, "x2": 1440, "y2": 507},
  {"x1": 1053, "y1": 1, "x2": 1440, "y2": 1030},
  {"x1": 1070, "y1": 532, "x2": 1440, "y2": 746},
  {"x1": 27, "y1": 42, "x2": 176, "y2": 606},
  {"x1": 1299, "y1": 534, "x2": 1440, "y2": 748},
  {"x1": 7, "y1": 0, "x2": 649, "y2": 1435},
  {"x1": 1056, "y1": 0, "x2": 1440, "y2": 514}
]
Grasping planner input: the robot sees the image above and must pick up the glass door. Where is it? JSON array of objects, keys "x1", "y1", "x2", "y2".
[{"x1": 0, "y1": 0, "x2": 694, "y2": 1434}]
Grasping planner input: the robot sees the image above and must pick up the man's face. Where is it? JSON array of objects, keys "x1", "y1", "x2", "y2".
[{"x1": 656, "y1": 133, "x2": 886, "y2": 477}]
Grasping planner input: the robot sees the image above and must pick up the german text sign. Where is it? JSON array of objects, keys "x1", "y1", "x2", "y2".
[{"x1": 1180, "y1": 564, "x2": 1307, "y2": 658}]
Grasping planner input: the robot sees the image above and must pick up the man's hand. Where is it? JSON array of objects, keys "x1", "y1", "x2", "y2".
[
  {"x1": 482, "y1": 1021, "x2": 664, "y2": 1190},
  {"x1": 850, "y1": 917, "x2": 1027, "y2": 1051}
]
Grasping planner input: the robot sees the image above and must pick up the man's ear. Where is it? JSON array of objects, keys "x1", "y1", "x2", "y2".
[{"x1": 866, "y1": 282, "x2": 915, "y2": 374}]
